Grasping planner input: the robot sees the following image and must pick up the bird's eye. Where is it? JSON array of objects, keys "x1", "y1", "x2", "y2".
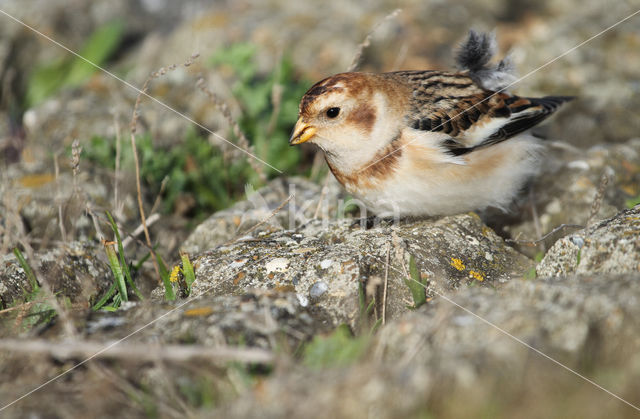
[{"x1": 326, "y1": 107, "x2": 340, "y2": 118}]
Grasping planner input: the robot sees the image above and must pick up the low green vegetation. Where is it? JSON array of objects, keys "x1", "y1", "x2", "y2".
[
  {"x1": 11, "y1": 248, "x2": 57, "y2": 330},
  {"x1": 303, "y1": 324, "x2": 370, "y2": 369},
  {"x1": 82, "y1": 43, "x2": 310, "y2": 221},
  {"x1": 93, "y1": 211, "x2": 143, "y2": 311},
  {"x1": 85, "y1": 129, "x2": 253, "y2": 219},
  {"x1": 210, "y1": 42, "x2": 308, "y2": 178},
  {"x1": 626, "y1": 194, "x2": 640, "y2": 209}
]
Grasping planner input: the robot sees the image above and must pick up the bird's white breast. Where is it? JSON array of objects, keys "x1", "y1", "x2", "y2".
[{"x1": 346, "y1": 133, "x2": 543, "y2": 217}]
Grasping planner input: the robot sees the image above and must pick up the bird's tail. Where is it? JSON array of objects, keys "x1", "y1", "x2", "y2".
[{"x1": 455, "y1": 30, "x2": 516, "y2": 91}]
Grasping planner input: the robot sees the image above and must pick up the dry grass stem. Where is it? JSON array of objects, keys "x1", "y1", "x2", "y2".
[
  {"x1": 309, "y1": 150, "x2": 326, "y2": 181},
  {"x1": 266, "y1": 82, "x2": 283, "y2": 137},
  {"x1": 128, "y1": 54, "x2": 200, "y2": 283},
  {"x1": 0, "y1": 298, "x2": 47, "y2": 315},
  {"x1": 506, "y1": 224, "x2": 584, "y2": 246},
  {"x1": 347, "y1": 8, "x2": 402, "y2": 72},
  {"x1": 71, "y1": 139, "x2": 82, "y2": 189},
  {"x1": 113, "y1": 113, "x2": 123, "y2": 217},
  {"x1": 149, "y1": 176, "x2": 169, "y2": 216},
  {"x1": 313, "y1": 173, "x2": 331, "y2": 219},
  {"x1": 196, "y1": 77, "x2": 267, "y2": 181},
  {"x1": 382, "y1": 242, "x2": 390, "y2": 325},
  {"x1": 121, "y1": 213, "x2": 160, "y2": 249},
  {"x1": 0, "y1": 339, "x2": 275, "y2": 364},
  {"x1": 53, "y1": 153, "x2": 67, "y2": 242},
  {"x1": 587, "y1": 170, "x2": 610, "y2": 226},
  {"x1": 391, "y1": 41, "x2": 409, "y2": 71},
  {"x1": 529, "y1": 187, "x2": 544, "y2": 250}
]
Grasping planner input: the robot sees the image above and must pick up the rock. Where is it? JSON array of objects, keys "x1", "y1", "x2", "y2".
[
  {"x1": 510, "y1": 1, "x2": 640, "y2": 145},
  {"x1": 214, "y1": 274, "x2": 640, "y2": 418},
  {"x1": 173, "y1": 201, "x2": 533, "y2": 329},
  {"x1": 0, "y1": 242, "x2": 112, "y2": 310},
  {"x1": 504, "y1": 138, "x2": 640, "y2": 254},
  {"x1": 537, "y1": 206, "x2": 640, "y2": 277},
  {"x1": 181, "y1": 176, "x2": 344, "y2": 253},
  {"x1": 86, "y1": 289, "x2": 327, "y2": 350}
]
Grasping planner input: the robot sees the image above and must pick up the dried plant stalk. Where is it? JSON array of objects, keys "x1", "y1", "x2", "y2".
[
  {"x1": 196, "y1": 78, "x2": 267, "y2": 181},
  {"x1": 129, "y1": 54, "x2": 200, "y2": 283}
]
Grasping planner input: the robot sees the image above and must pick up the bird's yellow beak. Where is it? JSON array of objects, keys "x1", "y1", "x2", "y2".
[{"x1": 289, "y1": 119, "x2": 316, "y2": 145}]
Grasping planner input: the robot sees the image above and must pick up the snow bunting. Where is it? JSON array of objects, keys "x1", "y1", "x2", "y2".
[{"x1": 290, "y1": 31, "x2": 573, "y2": 217}]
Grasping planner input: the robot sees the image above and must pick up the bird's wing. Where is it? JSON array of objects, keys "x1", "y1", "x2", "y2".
[{"x1": 390, "y1": 70, "x2": 573, "y2": 156}]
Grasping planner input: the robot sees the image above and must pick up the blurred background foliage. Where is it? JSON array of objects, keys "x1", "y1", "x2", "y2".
[{"x1": 25, "y1": 21, "x2": 125, "y2": 108}]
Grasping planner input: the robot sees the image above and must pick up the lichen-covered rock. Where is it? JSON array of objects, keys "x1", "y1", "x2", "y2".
[
  {"x1": 214, "y1": 274, "x2": 640, "y2": 419},
  {"x1": 174, "y1": 211, "x2": 533, "y2": 329},
  {"x1": 505, "y1": 138, "x2": 640, "y2": 252},
  {"x1": 537, "y1": 205, "x2": 640, "y2": 277},
  {"x1": 86, "y1": 289, "x2": 327, "y2": 350},
  {"x1": 181, "y1": 176, "x2": 344, "y2": 253},
  {"x1": 0, "y1": 242, "x2": 112, "y2": 309}
]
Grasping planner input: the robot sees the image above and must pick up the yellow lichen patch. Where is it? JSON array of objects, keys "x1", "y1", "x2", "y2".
[
  {"x1": 169, "y1": 265, "x2": 181, "y2": 282},
  {"x1": 469, "y1": 270, "x2": 485, "y2": 281},
  {"x1": 19, "y1": 173, "x2": 55, "y2": 188},
  {"x1": 183, "y1": 307, "x2": 214, "y2": 317},
  {"x1": 450, "y1": 258, "x2": 465, "y2": 271},
  {"x1": 481, "y1": 226, "x2": 493, "y2": 236}
]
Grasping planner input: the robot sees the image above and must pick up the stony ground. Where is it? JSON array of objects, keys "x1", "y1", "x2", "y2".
[{"x1": 1, "y1": 0, "x2": 640, "y2": 418}]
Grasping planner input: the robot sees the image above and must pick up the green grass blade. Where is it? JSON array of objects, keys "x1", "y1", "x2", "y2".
[
  {"x1": 66, "y1": 21, "x2": 124, "y2": 85},
  {"x1": 92, "y1": 282, "x2": 117, "y2": 311},
  {"x1": 134, "y1": 251, "x2": 152, "y2": 271},
  {"x1": 156, "y1": 253, "x2": 176, "y2": 301},
  {"x1": 405, "y1": 254, "x2": 426, "y2": 309},
  {"x1": 104, "y1": 241, "x2": 128, "y2": 302},
  {"x1": 180, "y1": 252, "x2": 196, "y2": 293},
  {"x1": 105, "y1": 211, "x2": 142, "y2": 299},
  {"x1": 13, "y1": 248, "x2": 39, "y2": 291}
]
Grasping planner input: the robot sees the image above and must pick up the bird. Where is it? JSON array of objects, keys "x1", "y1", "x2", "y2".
[{"x1": 289, "y1": 30, "x2": 573, "y2": 217}]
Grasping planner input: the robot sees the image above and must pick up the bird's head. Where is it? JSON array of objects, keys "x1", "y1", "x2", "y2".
[{"x1": 290, "y1": 72, "x2": 409, "y2": 169}]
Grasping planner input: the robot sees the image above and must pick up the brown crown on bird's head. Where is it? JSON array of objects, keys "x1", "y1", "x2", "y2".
[{"x1": 289, "y1": 72, "x2": 407, "y2": 155}]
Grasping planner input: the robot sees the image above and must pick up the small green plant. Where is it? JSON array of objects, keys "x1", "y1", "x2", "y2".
[
  {"x1": 13, "y1": 247, "x2": 39, "y2": 292},
  {"x1": 156, "y1": 253, "x2": 176, "y2": 301},
  {"x1": 25, "y1": 21, "x2": 124, "y2": 107},
  {"x1": 626, "y1": 194, "x2": 640, "y2": 209},
  {"x1": 84, "y1": 129, "x2": 258, "y2": 220},
  {"x1": 404, "y1": 254, "x2": 427, "y2": 309},
  {"x1": 524, "y1": 267, "x2": 537, "y2": 280},
  {"x1": 93, "y1": 211, "x2": 143, "y2": 311},
  {"x1": 302, "y1": 324, "x2": 369, "y2": 369},
  {"x1": 11, "y1": 248, "x2": 56, "y2": 329},
  {"x1": 358, "y1": 281, "x2": 382, "y2": 335},
  {"x1": 525, "y1": 251, "x2": 545, "y2": 279},
  {"x1": 179, "y1": 251, "x2": 196, "y2": 294}
]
